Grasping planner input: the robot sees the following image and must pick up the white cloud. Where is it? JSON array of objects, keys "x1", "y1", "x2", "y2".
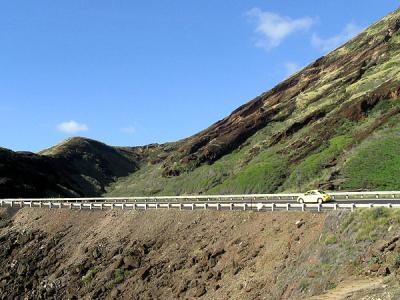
[
  {"x1": 121, "y1": 126, "x2": 136, "y2": 134},
  {"x1": 247, "y1": 8, "x2": 315, "y2": 50},
  {"x1": 57, "y1": 120, "x2": 88, "y2": 134},
  {"x1": 311, "y1": 23, "x2": 364, "y2": 52},
  {"x1": 284, "y1": 62, "x2": 301, "y2": 77}
]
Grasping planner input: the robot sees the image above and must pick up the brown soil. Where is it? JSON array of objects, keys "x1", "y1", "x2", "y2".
[
  {"x1": 0, "y1": 208, "x2": 327, "y2": 299},
  {"x1": 307, "y1": 278, "x2": 384, "y2": 300}
]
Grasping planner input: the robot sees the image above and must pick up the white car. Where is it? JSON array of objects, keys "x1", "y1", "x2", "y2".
[{"x1": 296, "y1": 190, "x2": 333, "y2": 204}]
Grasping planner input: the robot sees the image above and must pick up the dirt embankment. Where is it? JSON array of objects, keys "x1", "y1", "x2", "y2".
[
  {"x1": 0, "y1": 208, "x2": 326, "y2": 299},
  {"x1": 0, "y1": 208, "x2": 400, "y2": 299}
]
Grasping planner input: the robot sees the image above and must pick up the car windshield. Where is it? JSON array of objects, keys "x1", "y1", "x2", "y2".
[{"x1": 318, "y1": 190, "x2": 326, "y2": 194}]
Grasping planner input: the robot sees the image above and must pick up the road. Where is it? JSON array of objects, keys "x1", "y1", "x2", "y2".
[{"x1": 2, "y1": 192, "x2": 400, "y2": 212}]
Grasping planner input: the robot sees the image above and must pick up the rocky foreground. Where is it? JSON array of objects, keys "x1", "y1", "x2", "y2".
[{"x1": 0, "y1": 208, "x2": 400, "y2": 299}]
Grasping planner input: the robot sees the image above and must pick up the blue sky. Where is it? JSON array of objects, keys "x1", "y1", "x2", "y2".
[{"x1": 1, "y1": 1, "x2": 399, "y2": 152}]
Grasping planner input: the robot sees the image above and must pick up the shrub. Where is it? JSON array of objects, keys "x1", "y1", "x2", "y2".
[
  {"x1": 324, "y1": 234, "x2": 337, "y2": 245},
  {"x1": 81, "y1": 268, "x2": 98, "y2": 284},
  {"x1": 394, "y1": 255, "x2": 400, "y2": 268},
  {"x1": 111, "y1": 268, "x2": 131, "y2": 286},
  {"x1": 299, "y1": 280, "x2": 310, "y2": 292}
]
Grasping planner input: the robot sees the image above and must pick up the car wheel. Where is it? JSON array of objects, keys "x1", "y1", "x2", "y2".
[
  {"x1": 298, "y1": 198, "x2": 304, "y2": 204},
  {"x1": 317, "y1": 198, "x2": 323, "y2": 204}
]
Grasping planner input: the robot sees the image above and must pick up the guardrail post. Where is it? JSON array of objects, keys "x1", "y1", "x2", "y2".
[
  {"x1": 204, "y1": 203, "x2": 208, "y2": 210},
  {"x1": 144, "y1": 203, "x2": 148, "y2": 210},
  {"x1": 180, "y1": 203, "x2": 183, "y2": 210},
  {"x1": 286, "y1": 203, "x2": 290, "y2": 211},
  {"x1": 334, "y1": 203, "x2": 338, "y2": 210},
  {"x1": 230, "y1": 203, "x2": 233, "y2": 211},
  {"x1": 317, "y1": 203, "x2": 321, "y2": 212},
  {"x1": 301, "y1": 203, "x2": 305, "y2": 212},
  {"x1": 79, "y1": 203, "x2": 82, "y2": 210},
  {"x1": 69, "y1": 203, "x2": 72, "y2": 210},
  {"x1": 217, "y1": 204, "x2": 220, "y2": 211},
  {"x1": 393, "y1": 194, "x2": 396, "y2": 199},
  {"x1": 351, "y1": 204, "x2": 355, "y2": 212},
  {"x1": 89, "y1": 203, "x2": 93, "y2": 210},
  {"x1": 133, "y1": 203, "x2": 136, "y2": 210},
  {"x1": 20, "y1": 201, "x2": 23, "y2": 208},
  {"x1": 369, "y1": 203, "x2": 373, "y2": 209},
  {"x1": 49, "y1": 202, "x2": 52, "y2": 209},
  {"x1": 0, "y1": 200, "x2": 3, "y2": 207},
  {"x1": 191, "y1": 204, "x2": 194, "y2": 211},
  {"x1": 376, "y1": 194, "x2": 379, "y2": 199},
  {"x1": 243, "y1": 204, "x2": 247, "y2": 211},
  {"x1": 271, "y1": 203, "x2": 275, "y2": 212},
  {"x1": 155, "y1": 203, "x2": 159, "y2": 210},
  {"x1": 59, "y1": 202, "x2": 62, "y2": 209},
  {"x1": 167, "y1": 203, "x2": 170, "y2": 210},
  {"x1": 387, "y1": 203, "x2": 392, "y2": 209}
]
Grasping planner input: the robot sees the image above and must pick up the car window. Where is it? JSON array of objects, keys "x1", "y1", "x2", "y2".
[{"x1": 318, "y1": 190, "x2": 326, "y2": 194}]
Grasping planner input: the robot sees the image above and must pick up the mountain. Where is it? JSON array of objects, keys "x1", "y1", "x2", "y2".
[
  {"x1": 0, "y1": 137, "x2": 142, "y2": 198},
  {"x1": 2, "y1": 8, "x2": 400, "y2": 198}
]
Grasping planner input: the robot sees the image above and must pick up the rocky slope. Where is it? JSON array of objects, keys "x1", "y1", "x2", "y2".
[
  {"x1": 2, "y1": 8, "x2": 400, "y2": 198},
  {"x1": 0, "y1": 207, "x2": 400, "y2": 299}
]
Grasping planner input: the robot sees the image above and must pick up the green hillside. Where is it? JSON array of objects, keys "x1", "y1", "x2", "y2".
[{"x1": 106, "y1": 8, "x2": 400, "y2": 196}]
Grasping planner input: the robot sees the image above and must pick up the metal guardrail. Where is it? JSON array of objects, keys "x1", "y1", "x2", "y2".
[
  {"x1": 1, "y1": 199, "x2": 400, "y2": 212},
  {"x1": 2, "y1": 191, "x2": 400, "y2": 203}
]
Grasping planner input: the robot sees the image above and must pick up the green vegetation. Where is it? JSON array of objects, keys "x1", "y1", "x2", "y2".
[
  {"x1": 346, "y1": 208, "x2": 400, "y2": 242},
  {"x1": 81, "y1": 268, "x2": 98, "y2": 284},
  {"x1": 110, "y1": 268, "x2": 131, "y2": 286},
  {"x1": 273, "y1": 208, "x2": 400, "y2": 299},
  {"x1": 299, "y1": 280, "x2": 310, "y2": 292},
  {"x1": 323, "y1": 234, "x2": 338, "y2": 245},
  {"x1": 394, "y1": 255, "x2": 400, "y2": 268},
  {"x1": 209, "y1": 152, "x2": 289, "y2": 194},
  {"x1": 342, "y1": 127, "x2": 400, "y2": 191},
  {"x1": 283, "y1": 135, "x2": 352, "y2": 191}
]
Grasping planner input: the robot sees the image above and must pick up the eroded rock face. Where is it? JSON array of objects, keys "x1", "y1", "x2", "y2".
[{"x1": 0, "y1": 208, "x2": 329, "y2": 300}]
